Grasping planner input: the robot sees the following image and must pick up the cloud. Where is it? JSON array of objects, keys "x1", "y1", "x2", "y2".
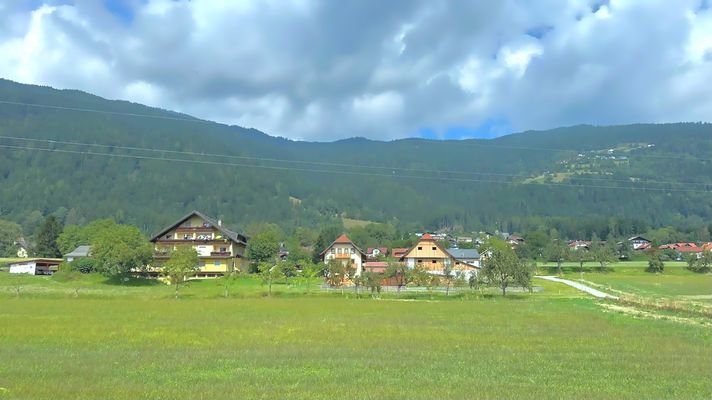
[{"x1": 0, "y1": 0, "x2": 710, "y2": 141}]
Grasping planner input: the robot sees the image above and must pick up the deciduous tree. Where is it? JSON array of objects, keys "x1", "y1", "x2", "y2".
[
  {"x1": 91, "y1": 224, "x2": 152, "y2": 278},
  {"x1": 481, "y1": 247, "x2": 532, "y2": 296},
  {"x1": 161, "y1": 247, "x2": 200, "y2": 298}
]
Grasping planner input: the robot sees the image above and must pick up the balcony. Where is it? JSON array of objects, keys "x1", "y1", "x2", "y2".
[{"x1": 210, "y1": 251, "x2": 232, "y2": 257}]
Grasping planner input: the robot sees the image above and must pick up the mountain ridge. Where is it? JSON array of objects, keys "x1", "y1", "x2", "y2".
[{"x1": 1, "y1": 79, "x2": 711, "y2": 237}]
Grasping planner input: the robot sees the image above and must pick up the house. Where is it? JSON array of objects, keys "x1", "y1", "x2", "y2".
[
  {"x1": 627, "y1": 236, "x2": 652, "y2": 250},
  {"x1": 320, "y1": 234, "x2": 366, "y2": 276},
  {"x1": 506, "y1": 235, "x2": 525, "y2": 246},
  {"x1": 150, "y1": 210, "x2": 248, "y2": 278},
  {"x1": 362, "y1": 261, "x2": 402, "y2": 286},
  {"x1": 65, "y1": 245, "x2": 91, "y2": 262},
  {"x1": 9, "y1": 258, "x2": 62, "y2": 275},
  {"x1": 660, "y1": 242, "x2": 704, "y2": 257},
  {"x1": 446, "y1": 248, "x2": 481, "y2": 268},
  {"x1": 568, "y1": 240, "x2": 591, "y2": 251},
  {"x1": 14, "y1": 238, "x2": 29, "y2": 258},
  {"x1": 366, "y1": 247, "x2": 389, "y2": 259},
  {"x1": 399, "y1": 233, "x2": 479, "y2": 278},
  {"x1": 456, "y1": 236, "x2": 473, "y2": 244},
  {"x1": 391, "y1": 248, "x2": 409, "y2": 258}
]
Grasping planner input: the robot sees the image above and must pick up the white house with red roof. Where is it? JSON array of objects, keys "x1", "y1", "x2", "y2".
[
  {"x1": 366, "y1": 247, "x2": 388, "y2": 259},
  {"x1": 320, "y1": 234, "x2": 366, "y2": 275}
]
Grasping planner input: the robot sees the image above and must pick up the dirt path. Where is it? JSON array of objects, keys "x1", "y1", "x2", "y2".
[{"x1": 535, "y1": 275, "x2": 619, "y2": 299}]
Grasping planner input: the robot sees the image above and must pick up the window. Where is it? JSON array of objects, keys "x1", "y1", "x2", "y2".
[
  {"x1": 214, "y1": 260, "x2": 221, "y2": 266},
  {"x1": 417, "y1": 246, "x2": 422, "y2": 250},
  {"x1": 432, "y1": 260, "x2": 437, "y2": 264},
  {"x1": 417, "y1": 259, "x2": 423, "y2": 263},
  {"x1": 432, "y1": 247, "x2": 437, "y2": 251},
  {"x1": 165, "y1": 234, "x2": 173, "y2": 239},
  {"x1": 337, "y1": 248, "x2": 342, "y2": 254},
  {"x1": 198, "y1": 261, "x2": 205, "y2": 267},
  {"x1": 330, "y1": 248, "x2": 335, "y2": 254},
  {"x1": 351, "y1": 248, "x2": 355, "y2": 254}
]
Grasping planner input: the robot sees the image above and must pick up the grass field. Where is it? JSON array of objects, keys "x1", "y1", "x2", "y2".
[
  {"x1": 537, "y1": 261, "x2": 712, "y2": 303},
  {"x1": 0, "y1": 271, "x2": 711, "y2": 399},
  {"x1": 1, "y1": 297, "x2": 710, "y2": 399}
]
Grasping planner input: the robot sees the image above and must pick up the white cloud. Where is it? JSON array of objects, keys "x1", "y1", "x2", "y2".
[{"x1": 0, "y1": 0, "x2": 710, "y2": 140}]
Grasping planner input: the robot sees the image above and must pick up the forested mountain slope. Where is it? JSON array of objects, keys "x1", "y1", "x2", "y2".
[{"x1": 1, "y1": 79, "x2": 711, "y2": 235}]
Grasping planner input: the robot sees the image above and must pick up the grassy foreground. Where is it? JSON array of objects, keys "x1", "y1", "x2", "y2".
[{"x1": 0, "y1": 296, "x2": 710, "y2": 399}]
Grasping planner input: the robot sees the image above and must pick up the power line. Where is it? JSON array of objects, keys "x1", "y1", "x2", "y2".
[
  {"x1": 0, "y1": 100, "x2": 211, "y2": 124},
  {"x1": 0, "y1": 135, "x2": 706, "y2": 188},
  {"x1": 1, "y1": 99, "x2": 710, "y2": 162},
  {"x1": 1, "y1": 143, "x2": 710, "y2": 194}
]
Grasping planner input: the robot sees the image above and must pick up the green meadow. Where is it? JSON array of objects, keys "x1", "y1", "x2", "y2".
[{"x1": 0, "y1": 270, "x2": 711, "y2": 399}]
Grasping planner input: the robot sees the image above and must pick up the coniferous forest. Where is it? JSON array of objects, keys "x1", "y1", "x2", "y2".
[{"x1": 1, "y1": 79, "x2": 711, "y2": 238}]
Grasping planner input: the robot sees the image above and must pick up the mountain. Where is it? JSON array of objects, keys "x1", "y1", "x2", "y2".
[{"x1": 1, "y1": 79, "x2": 711, "y2": 237}]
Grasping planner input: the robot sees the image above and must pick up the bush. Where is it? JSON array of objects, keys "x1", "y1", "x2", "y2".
[{"x1": 69, "y1": 258, "x2": 95, "y2": 274}]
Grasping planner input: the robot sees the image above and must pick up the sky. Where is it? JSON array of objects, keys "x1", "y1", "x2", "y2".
[{"x1": 0, "y1": 0, "x2": 711, "y2": 141}]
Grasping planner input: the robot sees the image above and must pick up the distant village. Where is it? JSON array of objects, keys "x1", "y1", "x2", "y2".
[{"x1": 6, "y1": 210, "x2": 712, "y2": 281}]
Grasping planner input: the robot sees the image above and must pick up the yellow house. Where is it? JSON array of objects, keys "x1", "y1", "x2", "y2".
[
  {"x1": 400, "y1": 233, "x2": 479, "y2": 277},
  {"x1": 149, "y1": 210, "x2": 248, "y2": 278}
]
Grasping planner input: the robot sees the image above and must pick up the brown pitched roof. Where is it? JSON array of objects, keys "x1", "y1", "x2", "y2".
[
  {"x1": 319, "y1": 234, "x2": 366, "y2": 256},
  {"x1": 150, "y1": 210, "x2": 248, "y2": 245}
]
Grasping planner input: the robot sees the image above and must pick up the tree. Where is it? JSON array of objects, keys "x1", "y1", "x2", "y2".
[
  {"x1": 278, "y1": 260, "x2": 298, "y2": 285},
  {"x1": 544, "y1": 238, "x2": 570, "y2": 276},
  {"x1": 363, "y1": 271, "x2": 383, "y2": 298},
  {"x1": 0, "y1": 219, "x2": 23, "y2": 257},
  {"x1": 687, "y1": 250, "x2": 712, "y2": 273},
  {"x1": 570, "y1": 249, "x2": 591, "y2": 278},
  {"x1": 91, "y1": 224, "x2": 153, "y2": 277},
  {"x1": 325, "y1": 259, "x2": 348, "y2": 288},
  {"x1": 442, "y1": 262, "x2": 454, "y2": 296},
  {"x1": 384, "y1": 262, "x2": 410, "y2": 293},
  {"x1": 219, "y1": 270, "x2": 241, "y2": 298},
  {"x1": 645, "y1": 247, "x2": 664, "y2": 273},
  {"x1": 300, "y1": 261, "x2": 322, "y2": 293},
  {"x1": 258, "y1": 262, "x2": 284, "y2": 296},
  {"x1": 161, "y1": 247, "x2": 200, "y2": 298},
  {"x1": 481, "y1": 247, "x2": 532, "y2": 296},
  {"x1": 590, "y1": 234, "x2": 615, "y2": 272},
  {"x1": 56, "y1": 219, "x2": 116, "y2": 254},
  {"x1": 246, "y1": 226, "x2": 282, "y2": 266},
  {"x1": 412, "y1": 264, "x2": 440, "y2": 299},
  {"x1": 35, "y1": 216, "x2": 63, "y2": 258},
  {"x1": 312, "y1": 225, "x2": 343, "y2": 263}
]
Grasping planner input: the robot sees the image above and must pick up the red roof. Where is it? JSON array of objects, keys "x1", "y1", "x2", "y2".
[
  {"x1": 366, "y1": 247, "x2": 388, "y2": 255},
  {"x1": 391, "y1": 248, "x2": 409, "y2": 257},
  {"x1": 363, "y1": 261, "x2": 389, "y2": 273},
  {"x1": 660, "y1": 242, "x2": 703, "y2": 252},
  {"x1": 334, "y1": 234, "x2": 352, "y2": 244},
  {"x1": 421, "y1": 233, "x2": 433, "y2": 240}
]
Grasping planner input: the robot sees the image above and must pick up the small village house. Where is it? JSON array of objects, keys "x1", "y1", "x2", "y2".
[
  {"x1": 150, "y1": 211, "x2": 248, "y2": 278},
  {"x1": 366, "y1": 247, "x2": 388, "y2": 259},
  {"x1": 320, "y1": 234, "x2": 366, "y2": 276},
  {"x1": 627, "y1": 236, "x2": 652, "y2": 250},
  {"x1": 400, "y1": 233, "x2": 479, "y2": 278},
  {"x1": 65, "y1": 245, "x2": 91, "y2": 262}
]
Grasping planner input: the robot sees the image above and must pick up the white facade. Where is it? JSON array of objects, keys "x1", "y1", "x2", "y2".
[
  {"x1": 9, "y1": 261, "x2": 38, "y2": 275},
  {"x1": 324, "y1": 243, "x2": 364, "y2": 275}
]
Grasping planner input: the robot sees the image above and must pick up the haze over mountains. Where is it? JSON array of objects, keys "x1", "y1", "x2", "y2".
[{"x1": 1, "y1": 79, "x2": 711, "y2": 236}]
